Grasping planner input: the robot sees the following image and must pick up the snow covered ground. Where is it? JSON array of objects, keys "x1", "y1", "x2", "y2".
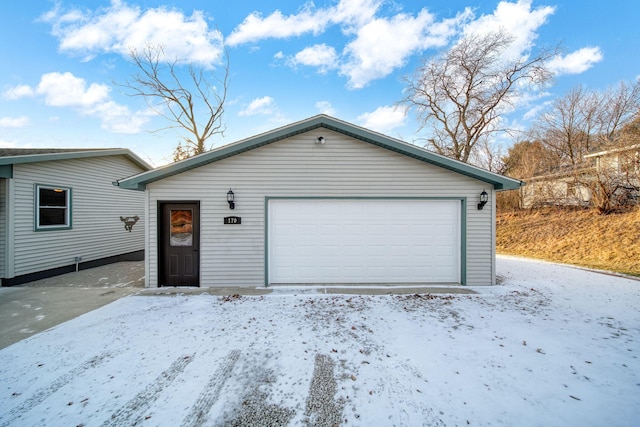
[{"x1": 0, "y1": 256, "x2": 638, "y2": 426}]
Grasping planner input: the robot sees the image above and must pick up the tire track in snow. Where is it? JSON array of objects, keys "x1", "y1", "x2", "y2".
[
  {"x1": 101, "y1": 354, "x2": 194, "y2": 427},
  {"x1": 181, "y1": 349, "x2": 240, "y2": 427},
  {"x1": 221, "y1": 366, "x2": 296, "y2": 427},
  {"x1": 304, "y1": 353, "x2": 344, "y2": 427},
  {"x1": 0, "y1": 352, "x2": 111, "y2": 427}
]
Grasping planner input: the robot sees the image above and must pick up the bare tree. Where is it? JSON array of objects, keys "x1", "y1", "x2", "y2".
[
  {"x1": 587, "y1": 114, "x2": 640, "y2": 213},
  {"x1": 470, "y1": 139, "x2": 506, "y2": 173},
  {"x1": 535, "y1": 81, "x2": 640, "y2": 165},
  {"x1": 617, "y1": 113, "x2": 640, "y2": 147},
  {"x1": 594, "y1": 81, "x2": 640, "y2": 146},
  {"x1": 402, "y1": 30, "x2": 558, "y2": 164},
  {"x1": 531, "y1": 81, "x2": 640, "y2": 213},
  {"x1": 588, "y1": 82, "x2": 640, "y2": 212},
  {"x1": 120, "y1": 44, "x2": 229, "y2": 161},
  {"x1": 533, "y1": 85, "x2": 598, "y2": 166},
  {"x1": 503, "y1": 140, "x2": 557, "y2": 179},
  {"x1": 499, "y1": 140, "x2": 559, "y2": 209}
]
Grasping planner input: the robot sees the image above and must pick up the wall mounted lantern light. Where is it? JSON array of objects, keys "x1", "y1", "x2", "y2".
[
  {"x1": 227, "y1": 189, "x2": 235, "y2": 210},
  {"x1": 315, "y1": 136, "x2": 325, "y2": 144},
  {"x1": 477, "y1": 190, "x2": 489, "y2": 210}
]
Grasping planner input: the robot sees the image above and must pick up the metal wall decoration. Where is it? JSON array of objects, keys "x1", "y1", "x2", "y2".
[{"x1": 120, "y1": 215, "x2": 140, "y2": 232}]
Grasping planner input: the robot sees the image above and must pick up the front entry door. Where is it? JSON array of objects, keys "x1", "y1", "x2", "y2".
[{"x1": 160, "y1": 202, "x2": 200, "y2": 286}]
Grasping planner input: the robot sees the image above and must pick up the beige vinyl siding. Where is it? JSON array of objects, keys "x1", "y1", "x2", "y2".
[
  {"x1": 146, "y1": 128, "x2": 494, "y2": 287},
  {"x1": 11, "y1": 155, "x2": 145, "y2": 277},
  {"x1": 467, "y1": 197, "x2": 494, "y2": 285}
]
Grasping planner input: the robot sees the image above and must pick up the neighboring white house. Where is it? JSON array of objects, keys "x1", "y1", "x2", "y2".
[
  {"x1": 0, "y1": 148, "x2": 151, "y2": 286},
  {"x1": 521, "y1": 144, "x2": 640, "y2": 208},
  {"x1": 117, "y1": 115, "x2": 523, "y2": 288}
]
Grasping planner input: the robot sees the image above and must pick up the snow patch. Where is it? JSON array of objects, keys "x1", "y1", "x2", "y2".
[{"x1": 0, "y1": 257, "x2": 638, "y2": 426}]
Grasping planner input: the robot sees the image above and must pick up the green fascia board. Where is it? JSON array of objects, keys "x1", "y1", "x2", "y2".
[
  {"x1": 0, "y1": 164, "x2": 12, "y2": 178},
  {"x1": 0, "y1": 149, "x2": 152, "y2": 171},
  {"x1": 117, "y1": 115, "x2": 524, "y2": 191}
]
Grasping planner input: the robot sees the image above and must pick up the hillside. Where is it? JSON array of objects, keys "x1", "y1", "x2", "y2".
[{"x1": 496, "y1": 207, "x2": 640, "y2": 277}]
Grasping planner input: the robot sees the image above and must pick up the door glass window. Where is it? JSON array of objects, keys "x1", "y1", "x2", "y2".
[{"x1": 170, "y1": 209, "x2": 193, "y2": 246}]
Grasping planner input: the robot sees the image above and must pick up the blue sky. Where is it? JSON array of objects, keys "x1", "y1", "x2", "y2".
[{"x1": 1, "y1": 0, "x2": 638, "y2": 166}]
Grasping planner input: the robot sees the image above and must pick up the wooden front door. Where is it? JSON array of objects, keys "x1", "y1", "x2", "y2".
[{"x1": 159, "y1": 202, "x2": 200, "y2": 286}]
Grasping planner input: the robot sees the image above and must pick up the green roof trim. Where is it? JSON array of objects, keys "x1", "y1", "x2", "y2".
[
  {"x1": 117, "y1": 115, "x2": 524, "y2": 191},
  {"x1": 0, "y1": 164, "x2": 13, "y2": 178},
  {"x1": 0, "y1": 148, "x2": 152, "y2": 171}
]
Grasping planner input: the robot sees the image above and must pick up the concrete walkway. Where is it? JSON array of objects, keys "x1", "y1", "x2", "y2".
[
  {"x1": 0, "y1": 261, "x2": 475, "y2": 349},
  {"x1": 0, "y1": 261, "x2": 145, "y2": 349}
]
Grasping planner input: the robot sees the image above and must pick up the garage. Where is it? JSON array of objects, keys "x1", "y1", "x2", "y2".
[
  {"x1": 267, "y1": 198, "x2": 461, "y2": 284},
  {"x1": 118, "y1": 114, "x2": 523, "y2": 287}
]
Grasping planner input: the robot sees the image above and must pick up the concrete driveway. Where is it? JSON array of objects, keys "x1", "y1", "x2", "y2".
[
  {"x1": 0, "y1": 261, "x2": 475, "y2": 349},
  {"x1": 0, "y1": 261, "x2": 144, "y2": 349}
]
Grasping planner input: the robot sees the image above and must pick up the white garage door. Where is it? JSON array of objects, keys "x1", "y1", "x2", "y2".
[{"x1": 268, "y1": 199, "x2": 461, "y2": 284}]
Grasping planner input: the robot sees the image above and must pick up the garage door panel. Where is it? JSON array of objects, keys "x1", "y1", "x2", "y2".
[{"x1": 268, "y1": 199, "x2": 460, "y2": 284}]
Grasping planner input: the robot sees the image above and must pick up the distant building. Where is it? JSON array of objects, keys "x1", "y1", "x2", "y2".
[{"x1": 521, "y1": 144, "x2": 640, "y2": 209}]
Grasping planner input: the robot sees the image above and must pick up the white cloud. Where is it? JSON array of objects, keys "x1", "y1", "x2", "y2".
[
  {"x1": 547, "y1": 47, "x2": 603, "y2": 75},
  {"x1": 225, "y1": 0, "x2": 597, "y2": 90},
  {"x1": 0, "y1": 116, "x2": 30, "y2": 128},
  {"x1": 239, "y1": 96, "x2": 277, "y2": 116},
  {"x1": 0, "y1": 140, "x2": 18, "y2": 148},
  {"x1": 341, "y1": 10, "x2": 467, "y2": 89},
  {"x1": 357, "y1": 105, "x2": 406, "y2": 133},
  {"x1": 315, "y1": 101, "x2": 336, "y2": 116},
  {"x1": 230, "y1": 1, "x2": 468, "y2": 88},
  {"x1": 8, "y1": 71, "x2": 152, "y2": 134},
  {"x1": 42, "y1": 0, "x2": 224, "y2": 67},
  {"x1": 290, "y1": 44, "x2": 338, "y2": 73},
  {"x1": 226, "y1": 4, "x2": 325, "y2": 46},
  {"x1": 3, "y1": 85, "x2": 35, "y2": 100},
  {"x1": 463, "y1": 0, "x2": 556, "y2": 61},
  {"x1": 227, "y1": 0, "x2": 383, "y2": 46},
  {"x1": 329, "y1": 0, "x2": 383, "y2": 34},
  {"x1": 522, "y1": 99, "x2": 552, "y2": 121},
  {"x1": 90, "y1": 101, "x2": 155, "y2": 134},
  {"x1": 36, "y1": 72, "x2": 111, "y2": 108}
]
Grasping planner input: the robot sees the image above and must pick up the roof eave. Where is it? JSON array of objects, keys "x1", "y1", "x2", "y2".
[
  {"x1": 0, "y1": 148, "x2": 152, "y2": 171},
  {"x1": 314, "y1": 117, "x2": 524, "y2": 190},
  {"x1": 117, "y1": 119, "x2": 325, "y2": 189},
  {"x1": 117, "y1": 115, "x2": 524, "y2": 191}
]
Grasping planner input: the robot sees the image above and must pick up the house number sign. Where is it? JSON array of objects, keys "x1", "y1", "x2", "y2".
[{"x1": 224, "y1": 216, "x2": 241, "y2": 225}]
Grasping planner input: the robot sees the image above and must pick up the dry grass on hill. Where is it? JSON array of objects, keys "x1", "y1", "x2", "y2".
[{"x1": 496, "y1": 207, "x2": 640, "y2": 277}]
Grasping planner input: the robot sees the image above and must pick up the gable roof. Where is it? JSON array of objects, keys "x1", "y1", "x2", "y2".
[
  {"x1": 0, "y1": 148, "x2": 152, "y2": 178},
  {"x1": 117, "y1": 115, "x2": 523, "y2": 191}
]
